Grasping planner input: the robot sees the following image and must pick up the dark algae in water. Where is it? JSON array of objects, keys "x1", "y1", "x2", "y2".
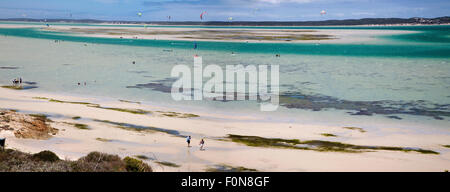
[{"x1": 280, "y1": 92, "x2": 450, "y2": 120}]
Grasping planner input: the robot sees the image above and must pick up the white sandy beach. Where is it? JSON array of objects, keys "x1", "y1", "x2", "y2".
[{"x1": 1, "y1": 87, "x2": 449, "y2": 172}]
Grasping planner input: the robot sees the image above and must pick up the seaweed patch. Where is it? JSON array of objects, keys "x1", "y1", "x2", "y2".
[
  {"x1": 93, "y1": 119, "x2": 183, "y2": 137},
  {"x1": 225, "y1": 134, "x2": 439, "y2": 154},
  {"x1": 343, "y1": 127, "x2": 366, "y2": 133},
  {"x1": 127, "y1": 70, "x2": 148, "y2": 74},
  {"x1": 155, "y1": 161, "x2": 181, "y2": 168},
  {"x1": 0, "y1": 66, "x2": 19, "y2": 69},
  {"x1": 1, "y1": 85, "x2": 38, "y2": 90},
  {"x1": 206, "y1": 164, "x2": 258, "y2": 172},
  {"x1": 280, "y1": 91, "x2": 450, "y2": 120},
  {"x1": 126, "y1": 78, "x2": 178, "y2": 93}
]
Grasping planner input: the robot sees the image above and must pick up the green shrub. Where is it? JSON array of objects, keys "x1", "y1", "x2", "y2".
[
  {"x1": 32, "y1": 150, "x2": 60, "y2": 162},
  {"x1": 82, "y1": 151, "x2": 122, "y2": 162},
  {"x1": 72, "y1": 152, "x2": 125, "y2": 172},
  {"x1": 1, "y1": 149, "x2": 153, "y2": 172},
  {"x1": 123, "y1": 156, "x2": 152, "y2": 172}
]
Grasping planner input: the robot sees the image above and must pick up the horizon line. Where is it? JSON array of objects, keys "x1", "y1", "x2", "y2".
[{"x1": 1, "y1": 16, "x2": 449, "y2": 23}]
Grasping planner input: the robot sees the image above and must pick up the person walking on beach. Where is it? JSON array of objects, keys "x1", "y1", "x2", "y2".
[
  {"x1": 199, "y1": 138, "x2": 205, "y2": 151},
  {"x1": 12, "y1": 78, "x2": 19, "y2": 85},
  {"x1": 186, "y1": 136, "x2": 191, "y2": 147}
]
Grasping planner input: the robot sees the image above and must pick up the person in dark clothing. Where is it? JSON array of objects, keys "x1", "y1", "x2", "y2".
[
  {"x1": 0, "y1": 138, "x2": 5, "y2": 151},
  {"x1": 186, "y1": 136, "x2": 191, "y2": 147},
  {"x1": 199, "y1": 138, "x2": 205, "y2": 150}
]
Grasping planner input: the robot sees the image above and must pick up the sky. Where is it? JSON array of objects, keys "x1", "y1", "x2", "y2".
[{"x1": 0, "y1": 0, "x2": 449, "y2": 21}]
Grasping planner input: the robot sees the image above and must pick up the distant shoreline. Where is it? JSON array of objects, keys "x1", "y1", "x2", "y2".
[{"x1": 1, "y1": 16, "x2": 449, "y2": 27}]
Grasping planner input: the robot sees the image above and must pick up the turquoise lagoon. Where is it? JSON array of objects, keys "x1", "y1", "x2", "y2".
[{"x1": 0, "y1": 23, "x2": 449, "y2": 128}]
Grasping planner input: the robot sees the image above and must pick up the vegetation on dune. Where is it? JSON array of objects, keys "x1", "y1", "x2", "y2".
[
  {"x1": 72, "y1": 152, "x2": 126, "y2": 172},
  {"x1": 0, "y1": 149, "x2": 69, "y2": 172},
  {"x1": 72, "y1": 116, "x2": 81, "y2": 120},
  {"x1": 0, "y1": 150, "x2": 152, "y2": 172},
  {"x1": 123, "y1": 156, "x2": 153, "y2": 172},
  {"x1": 32, "y1": 150, "x2": 60, "y2": 162},
  {"x1": 442, "y1": 145, "x2": 450, "y2": 148},
  {"x1": 226, "y1": 134, "x2": 439, "y2": 154}
]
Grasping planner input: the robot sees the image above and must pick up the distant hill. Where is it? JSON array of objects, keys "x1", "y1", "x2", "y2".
[{"x1": 1, "y1": 16, "x2": 449, "y2": 26}]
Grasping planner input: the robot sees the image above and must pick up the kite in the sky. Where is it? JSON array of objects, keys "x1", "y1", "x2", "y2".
[
  {"x1": 200, "y1": 11, "x2": 207, "y2": 20},
  {"x1": 137, "y1": 12, "x2": 142, "y2": 17},
  {"x1": 320, "y1": 10, "x2": 326, "y2": 15}
]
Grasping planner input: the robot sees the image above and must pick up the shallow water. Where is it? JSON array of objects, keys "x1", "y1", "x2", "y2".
[{"x1": 0, "y1": 23, "x2": 449, "y2": 127}]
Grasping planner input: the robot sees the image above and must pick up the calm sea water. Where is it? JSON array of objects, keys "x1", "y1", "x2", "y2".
[{"x1": 0, "y1": 23, "x2": 449, "y2": 126}]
